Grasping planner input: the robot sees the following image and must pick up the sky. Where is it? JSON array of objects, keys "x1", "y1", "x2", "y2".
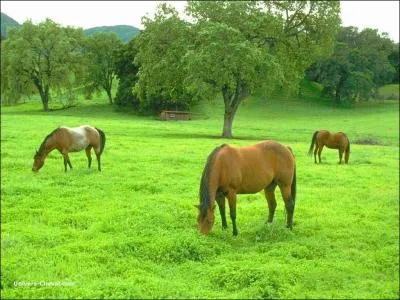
[{"x1": 1, "y1": 1, "x2": 399, "y2": 42}]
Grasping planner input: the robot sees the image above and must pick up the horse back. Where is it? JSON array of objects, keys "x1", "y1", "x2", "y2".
[
  {"x1": 58, "y1": 125, "x2": 98, "y2": 152},
  {"x1": 215, "y1": 141, "x2": 294, "y2": 194}
]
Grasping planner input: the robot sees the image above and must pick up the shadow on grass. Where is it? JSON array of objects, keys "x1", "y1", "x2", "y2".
[
  {"x1": 150, "y1": 131, "x2": 275, "y2": 142},
  {"x1": 1, "y1": 102, "x2": 142, "y2": 120}
]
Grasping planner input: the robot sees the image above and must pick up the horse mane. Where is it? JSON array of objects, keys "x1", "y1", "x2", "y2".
[
  {"x1": 199, "y1": 144, "x2": 226, "y2": 218},
  {"x1": 35, "y1": 127, "x2": 60, "y2": 158}
]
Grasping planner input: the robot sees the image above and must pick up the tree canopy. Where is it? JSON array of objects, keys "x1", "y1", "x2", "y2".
[
  {"x1": 306, "y1": 26, "x2": 397, "y2": 104},
  {"x1": 1, "y1": 19, "x2": 85, "y2": 110},
  {"x1": 133, "y1": 1, "x2": 341, "y2": 137},
  {"x1": 83, "y1": 32, "x2": 122, "y2": 104}
]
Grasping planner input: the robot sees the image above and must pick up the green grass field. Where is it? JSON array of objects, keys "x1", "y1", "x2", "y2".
[{"x1": 1, "y1": 90, "x2": 399, "y2": 299}]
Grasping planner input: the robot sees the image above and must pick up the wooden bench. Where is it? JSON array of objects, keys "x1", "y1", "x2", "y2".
[{"x1": 159, "y1": 110, "x2": 192, "y2": 121}]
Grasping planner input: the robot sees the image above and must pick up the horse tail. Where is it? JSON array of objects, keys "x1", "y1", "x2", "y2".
[
  {"x1": 95, "y1": 127, "x2": 106, "y2": 155},
  {"x1": 199, "y1": 144, "x2": 226, "y2": 216},
  {"x1": 287, "y1": 146, "x2": 296, "y2": 204},
  {"x1": 308, "y1": 131, "x2": 319, "y2": 155},
  {"x1": 346, "y1": 136, "x2": 350, "y2": 153}
]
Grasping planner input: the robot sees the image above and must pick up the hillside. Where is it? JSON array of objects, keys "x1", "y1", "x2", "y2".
[
  {"x1": 84, "y1": 25, "x2": 140, "y2": 43},
  {"x1": 0, "y1": 12, "x2": 20, "y2": 38}
]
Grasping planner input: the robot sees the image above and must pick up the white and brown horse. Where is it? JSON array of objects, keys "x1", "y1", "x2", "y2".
[{"x1": 32, "y1": 125, "x2": 106, "y2": 172}]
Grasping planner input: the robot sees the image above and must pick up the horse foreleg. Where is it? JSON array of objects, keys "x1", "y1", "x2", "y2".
[
  {"x1": 62, "y1": 153, "x2": 72, "y2": 172},
  {"x1": 280, "y1": 185, "x2": 295, "y2": 229},
  {"x1": 227, "y1": 190, "x2": 238, "y2": 236},
  {"x1": 264, "y1": 181, "x2": 277, "y2": 223},
  {"x1": 85, "y1": 146, "x2": 92, "y2": 168},
  {"x1": 216, "y1": 192, "x2": 227, "y2": 230}
]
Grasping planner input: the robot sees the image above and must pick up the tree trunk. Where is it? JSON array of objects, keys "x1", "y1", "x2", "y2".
[
  {"x1": 42, "y1": 96, "x2": 49, "y2": 111},
  {"x1": 106, "y1": 88, "x2": 113, "y2": 104},
  {"x1": 221, "y1": 82, "x2": 245, "y2": 139},
  {"x1": 222, "y1": 109, "x2": 235, "y2": 138},
  {"x1": 33, "y1": 77, "x2": 50, "y2": 111}
]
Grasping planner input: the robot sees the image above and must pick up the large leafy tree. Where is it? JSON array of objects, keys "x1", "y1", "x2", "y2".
[
  {"x1": 134, "y1": 4, "x2": 195, "y2": 112},
  {"x1": 134, "y1": 1, "x2": 340, "y2": 137},
  {"x1": 184, "y1": 1, "x2": 340, "y2": 137},
  {"x1": 114, "y1": 37, "x2": 140, "y2": 107},
  {"x1": 83, "y1": 32, "x2": 122, "y2": 104},
  {"x1": 307, "y1": 26, "x2": 396, "y2": 104},
  {"x1": 2, "y1": 19, "x2": 85, "y2": 111}
]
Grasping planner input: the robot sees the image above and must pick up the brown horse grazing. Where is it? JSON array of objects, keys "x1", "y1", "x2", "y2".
[
  {"x1": 196, "y1": 140, "x2": 296, "y2": 236},
  {"x1": 308, "y1": 130, "x2": 350, "y2": 164},
  {"x1": 32, "y1": 125, "x2": 106, "y2": 172}
]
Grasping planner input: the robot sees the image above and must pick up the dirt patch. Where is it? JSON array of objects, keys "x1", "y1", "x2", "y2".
[{"x1": 353, "y1": 138, "x2": 382, "y2": 145}]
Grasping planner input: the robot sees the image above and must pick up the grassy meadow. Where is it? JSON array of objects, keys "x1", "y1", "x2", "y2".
[{"x1": 1, "y1": 87, "x2": 399, "y2": 298}]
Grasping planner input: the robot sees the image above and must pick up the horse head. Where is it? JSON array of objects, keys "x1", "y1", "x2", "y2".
[
  {"x1": 32, "y1": 149, "x2": 44, "y2": 172},
  {"x1": 195, "y1": 204, "x2": 216, "y2": 235}
]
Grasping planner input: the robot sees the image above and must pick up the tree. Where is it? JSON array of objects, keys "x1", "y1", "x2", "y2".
[
  {"x1": 133, "y1": 3, "x2": 196, "y2": 112},
  {"x1": 134, "y1": 1, "x2": 339, "y2": 137},
  {"x1": 83, "y1": 32, "x2": 122, "y2": 104},
  {"x1": 306, "y1": 26, "x2": 397, "y2": 104},
  {"x1": 183, "y1": 21, "x2": 283, "y2": 137},
  {"x1": 2, "y1": 19, "x2": 85, "y2": 111},
  {"x1": 388, "y1": 44, "x2": 399, "y2": 84},
  {"x1": 114, "y1": 37, "x2": 140, "y2": 107},
  {"x1": 184, "y1": 1, "x2": 340, "y2": 137}
]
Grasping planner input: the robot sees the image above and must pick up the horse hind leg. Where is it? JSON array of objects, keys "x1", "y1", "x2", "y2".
[
  {"x1": 313, "y1": 146, "x2": 318, "y2": 164},
  {"x1": 338, "y1": 148, "x2": 344, "y2": 164},
  {"x1": 317, "y1": 145, "x2": 324, "y2": 164},
  {"x1": 94, "y1": 147, "x2": 101, "y2": 171},
  {"x1": 264, "y1": 181, "x2": 277, "y2": 223},
  {"x1": 85, "y1": 146, "x2": 92, "y2": 168},
  {"x1": 279, "y1": 184, "x2": 295, "y2": 229},
  {"x1": 216, "y1": 191, "x2": 227, "y2": 230},
  {"x1": 226, "y1": 190, "x2": 238, "y2": 236}
]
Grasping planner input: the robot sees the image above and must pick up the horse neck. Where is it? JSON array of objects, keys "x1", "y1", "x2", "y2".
[{"x1": 41, "y1": 137, "x2": 57, "y2": 158}]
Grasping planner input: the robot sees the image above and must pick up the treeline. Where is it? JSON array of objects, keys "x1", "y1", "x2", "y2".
[
  {"x1": 1, "y1": 1, "x2": 399, "y2": 138},
  {"x1": 306, "y1": 26, "x2": 399, "y2": 105},
  {"x1": 1, "y1": 18, "x2": 122, "y2": 110}
]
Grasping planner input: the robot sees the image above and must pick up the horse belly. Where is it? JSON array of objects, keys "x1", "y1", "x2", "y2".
[
  {"x1": 236, "y1": 179, "x2": 270, "y2": 194},
  {"x1": 68, "y1": 128, "x2": 90, "y2": 151}
]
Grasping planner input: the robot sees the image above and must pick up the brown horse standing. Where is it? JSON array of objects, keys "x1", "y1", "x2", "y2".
[
  {"x1": 196, "y1": 140, "x2": 296, "y2": 236},
  {"x1": 308, "y1": 130, "x2": 350, "y2": 164},
  {"x1": 32, "y1": 125, "x2": 106, "y2": 172}
]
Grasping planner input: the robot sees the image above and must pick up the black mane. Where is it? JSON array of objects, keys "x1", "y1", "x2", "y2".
[
  {"x1": 35, "y1": 127, "x2": 60, "y2": 158},
  {"x1": 199, "y1": 144, "x2": 226, "y2": 218}
]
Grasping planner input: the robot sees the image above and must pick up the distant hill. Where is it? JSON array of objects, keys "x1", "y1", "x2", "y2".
[
  {"x1": 1, "y1": 12, "x2": 20, "y2": 38},
  {"x1": 84, "y1": 25, "x2": 140, "y2": 43},
  {"x1": 1, "y1": 13, "x2": 139, "y2": 42}
]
